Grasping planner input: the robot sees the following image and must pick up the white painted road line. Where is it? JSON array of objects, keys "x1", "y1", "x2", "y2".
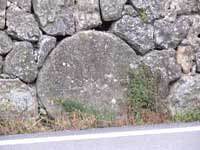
[{"x1": 1, "y1": 126, "x2": 200, "y2": 146}]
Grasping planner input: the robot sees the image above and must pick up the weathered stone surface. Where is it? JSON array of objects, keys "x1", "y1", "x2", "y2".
[
  {"x1": 75, "y1": 0, "x2": 102, "y2": 31},
  {"x1": 177, "y1": 46, "x2": 194, "y2": 74},
  {"x1": 0, "y1": 79, "x2": 37, "y2": 119},
  {"x1": 36, "y1": 35, "x2": 57, "y2": 68},
  {"x1": 122, "y1": 5, "x2": 138, "y2": 17},
  {"x1": 0, "y1": 56, "x2": 3, "y2": 73},
  {"x1": 8, "y1": 0, "x2": 31, "y2": 12},
  {"x1": 130, "y1": 0, "x2": 165, "y2": 22},
  {"x1": 37, "y1": 31, "x2": 139, "y2": 117},
  {"x1": 164, "y1": 0, "x2": 199, "y2": 21},
  {"x1": 154, "y1": 17, "x2": 191, "y2": 49},
  {"x1": 33, "y1": 0, "x2": 102, "y2": 35},
  {"x1": 33, "y1": 0, "x2": 75, "y2": 36},
  {"x1": 186, "y1": 15, "x2": 200, "y2": 52},
  {"x1": 167, "y1": 75, "x2": 200, "y2": 115},
  {"x1": 142, "y1": 49, "x2": 182, "y2": 97},
  {"x1": 0, "y1": 0, "x2": 6, "y2": 29},
  {"x1": 111, "y1": 15, "x2": 154, "y2": 55},
  {"x1": 100, "y1": 0, "x2": 126, "y2": 21},
  {"x1": 6, "y1": 5, "x2": 41, "y2": 42},
  {"x1": 0, "y1": 31, "x2": 13, "y2": 55},
  {"x1": 196, "y1": 52, "x2": 200, "y2": 73},
  {"x1": 4, "y1": 42, "x2": 38, "y2": 83},
  {"x1": 0, "y1": 73, "x2": 16, "y2": 79}
]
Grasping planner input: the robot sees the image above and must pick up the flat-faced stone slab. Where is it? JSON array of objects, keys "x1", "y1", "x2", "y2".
[{"x1": 37, "y1": 31, "x2": 139, "y2": 117}]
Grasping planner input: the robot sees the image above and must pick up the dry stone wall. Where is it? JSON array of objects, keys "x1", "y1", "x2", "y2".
[{"x1": 0, "y1": 0, "x2": 200, "y2": 119}]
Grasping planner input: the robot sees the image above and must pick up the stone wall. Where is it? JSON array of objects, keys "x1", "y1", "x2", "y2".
[{"x1": 0, "y1": 0, "x2": 200, "y2": 119}]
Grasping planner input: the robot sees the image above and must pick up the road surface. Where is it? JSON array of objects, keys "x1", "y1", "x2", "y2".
[{"x1": 0, "y1": 122, "x2": 200, "y2": 150}]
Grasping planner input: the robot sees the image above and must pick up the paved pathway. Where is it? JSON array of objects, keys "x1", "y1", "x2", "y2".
[{"x1": 0, "y1": 122, "x2": 200, "y2": 150}]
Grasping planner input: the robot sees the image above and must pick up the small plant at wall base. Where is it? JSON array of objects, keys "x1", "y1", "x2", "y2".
[
  {"x1": 171, "y1": 108, "x2": 200, "y2": 122},
  {"x1": 127, "y1": 64, "x2": 158, "y2": 111},
  {"x1": 60, "y1": 100, "x2": 117, "y2": 127}
]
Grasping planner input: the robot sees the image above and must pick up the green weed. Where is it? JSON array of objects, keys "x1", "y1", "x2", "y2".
[
  {"x1": 138, "y1": 9, "x2": 148, "y2": 23},
  {"x1": 171, "y1": 108, "x2": 200, "y2": 122}
]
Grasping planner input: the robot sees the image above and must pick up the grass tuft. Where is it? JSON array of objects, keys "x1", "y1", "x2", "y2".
[{"x1": 171, "y1": 108, "x2": 200, "y2": 122}]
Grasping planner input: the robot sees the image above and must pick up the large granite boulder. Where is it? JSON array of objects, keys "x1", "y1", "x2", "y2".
[
  {"x1": 167, "y1": 75, "x2": 200, "y2": 115},
  {"x1": 142, "y1": 49, "x2": 182, "y2": 98},
  {"x1": 0, "y1": 0, "x2": 6, "y2": 29},
  {"x1": 6, "y1": 5, "x2": 41, "y2": 42},
  {"x1": 37, "y1": 31, "x2": 139, "y2": 117},
  {"x1": 0, "y1": 79, "x2": 37, "y2": 120},
  {"x1": 36, "y1": 35, "x2": 57, "y2": 69},
  {"x1": 4, "y1": 42, "x2": 38, "y2": 83},
  {"x1": 100, "y1": 0, "x2": 126, "y2": 21},
  {"x1": 0, "y1": 31, "x2": 13, "y2": 55},
  {"x1": 111, "y1": 15, "x2": 154, "y2": 55}
]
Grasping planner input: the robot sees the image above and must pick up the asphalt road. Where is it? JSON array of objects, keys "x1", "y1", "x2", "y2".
[{"x1": 0, "y1": 122, "x2": 200, "y2": 150}]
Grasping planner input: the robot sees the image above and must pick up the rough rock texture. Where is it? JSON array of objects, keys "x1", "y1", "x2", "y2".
[
  {"x1": 8, "y1": 0, "x2": 32, "y2": 12},
  {"x1": 33, "y1": 0, "x2": 102, "y2": 35},
  {"x1": 37, "y1": 31, "x2": 139, "y2": 116},
  {"x1": 36, "y1": 35, "x2": 57, "y2": 68},
  {"x1": 100, "y1": 0, "x2": 126, "y2": 21},
  {"x1": 0, "y1": 31, "x2": 13, "y2": 55},
  {"x1": 111, "y1": 15, "x2": 154, "y2": 55},
  {"x1": 33, "y1": 0, "x2": 75, "y2": 36},
  {"x1": 130, "y1": 0, "x2": 165, "y2": 22},
  {"x1": 0, "y1": 56, "x2": 3, "y2": 73},
  {"x1": 186, "y1": 15, "x2": 200, "y2": 52},
  {"x1": 154, "y1": 17, "x2": 191, "y2": 49},
  {"x1": 75, "y1": 0, "x2": 102, "y2": 31},
  {"x1": 142, "y1": 49, "x2": 182, "y2": 98},
  {"x1": 6, "y1": 5, "x2": 41, "y2": 41},
  {"x1": 167, "y1": 75, "x2": 200, "y2": 114},
  {"x1": 177, "y1": 46, "x2": 194, "y2": 74},
  {"x1": 196, "y1": 52, "x2": 200, "y2": 73},
  {"x1": 4, "y1": 42, "x2": 38, "y2": 83},
  {"x1": 0, "y1": 1, "x2": 200, "y2": 119},
  {"x1": 122, "y1": 5, "x2": 138, "y2": 17},
  {"x1": 0, "y1": 0, "x2": 6, "y2": 29},
  {"x1": 0, "y1": 79, "x2": 37, "y2": 119},
  {"x1": 164, "y1": 0, "x2": 199, "y2": 21}
]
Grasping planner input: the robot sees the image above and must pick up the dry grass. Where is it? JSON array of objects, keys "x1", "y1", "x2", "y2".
[{"x1": 0, "y1": 108, "x2": 171, "y2": 135}]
